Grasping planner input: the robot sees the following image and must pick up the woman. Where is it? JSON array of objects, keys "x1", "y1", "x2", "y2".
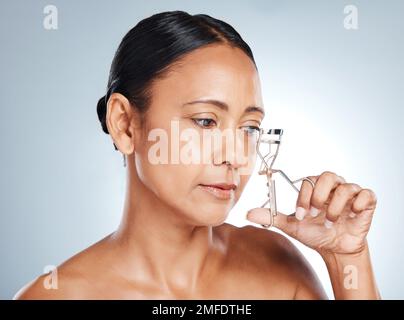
[{"x1": 15, "y1": 10, "x2": 379, "y2": 299}]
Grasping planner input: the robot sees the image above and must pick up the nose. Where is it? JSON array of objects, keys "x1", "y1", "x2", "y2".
[{"x1": 212, "y1": 128, "x2": 250, "y2": 170}]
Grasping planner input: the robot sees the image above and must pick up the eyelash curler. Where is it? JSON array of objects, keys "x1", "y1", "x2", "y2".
[{"x1": 256, "y1": 129, "x2": 315, "y2": 228}]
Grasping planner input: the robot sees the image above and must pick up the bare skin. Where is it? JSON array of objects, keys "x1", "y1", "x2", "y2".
[
  {"x1": 14, "y1": 44, "x2": 379, "y2": 300},
  {"x1": 14, "y1": 224, "x2": 325, "y2": 299}
]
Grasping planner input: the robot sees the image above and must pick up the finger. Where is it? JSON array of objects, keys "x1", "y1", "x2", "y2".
[
  {"x1": 246, "y1": 208, "x2": 272, "y2": 225},
  {"x1": 310, "y1": 171, "x2": 345, "y2": 218},
  {"x1": 326, "y1": 183, "x2": 362, "y2": 225},
  {"x1": 246, "y1": 208, "x2": 296, "y2": 236},
  {"x1": 352, "y1": 188, "x2": 377, "y2": 214},
  {"x1": 295, "y1": 176, "x2": 317, "y2": 220}
]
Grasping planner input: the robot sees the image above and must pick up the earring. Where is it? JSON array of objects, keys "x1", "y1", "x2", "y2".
[{"x1": 123, "y1": 154, "x2": 127, "y2": 167}]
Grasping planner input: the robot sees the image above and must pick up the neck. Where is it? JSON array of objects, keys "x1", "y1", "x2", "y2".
[{"x1": 111, "y1": 157, "x2": 222, "y2": 295}]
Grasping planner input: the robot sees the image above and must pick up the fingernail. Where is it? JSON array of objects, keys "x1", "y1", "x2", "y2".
[
  {"x1": 348, "y1": 212, "x2": 356, "y2": 218},
  {"x1": 310, "y1": 206, "x2": 320, "y2": 217},
  {"x1": 295, "y1": 207, "x2": 306, "y2": 221},
  {"x1": 324, "y1": 219, "x2": 334, "y2": 229}
]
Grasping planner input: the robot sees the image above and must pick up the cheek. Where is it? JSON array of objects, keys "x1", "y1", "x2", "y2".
[
  {"x1": 137, "y1": 157, "x2": 201, "y2": 198},
  {"x1": 135, "y1": 133, "x2": 204, "y2": 202},
  {"x1": 235, "y1": 173, "x2": 252, "y2": 198},
  {"x1": 135, "y1": 122, "x2": 189, "y2": 194}
]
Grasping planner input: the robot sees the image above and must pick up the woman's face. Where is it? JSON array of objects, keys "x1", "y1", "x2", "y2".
[{"x1": 134, "y1": 44, "x2": 265, "y2": 226}]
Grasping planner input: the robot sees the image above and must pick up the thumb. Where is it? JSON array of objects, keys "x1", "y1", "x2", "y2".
[{"x1": 246, "y1": 208, "x2": 297, "y2": 235}]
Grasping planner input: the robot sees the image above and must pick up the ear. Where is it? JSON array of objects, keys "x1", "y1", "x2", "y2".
[{"x1": 105, "y1": 93, "x2": 140, "y2": 155}]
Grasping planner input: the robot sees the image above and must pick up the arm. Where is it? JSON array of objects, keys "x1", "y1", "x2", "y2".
[{"x1": 321, "y1": 241, "x2": 380, "y2": 299}]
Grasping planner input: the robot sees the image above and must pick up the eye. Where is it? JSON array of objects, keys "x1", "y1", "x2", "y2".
[
  {"x1": 192, "y1": 118, "x2": 217, "y2": 129},
  {"x1": 242, "y1": 125, "x2": 261, "y2": 135}
]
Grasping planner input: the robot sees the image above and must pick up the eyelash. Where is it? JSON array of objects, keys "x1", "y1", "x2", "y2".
[
  {"x1": 192, "y1": 118, "x2": 217, "y2": 129},
  {"x1": 191, "y1": 118, "x2": 261, "y2": 135},
  {"x1": 243, "y1": 126, "x2": 261, "y2": 135}
]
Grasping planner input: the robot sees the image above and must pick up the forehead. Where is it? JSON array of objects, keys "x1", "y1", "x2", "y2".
[{"x1": 150, "y1": 44, "x2": 263, "y2": 109}]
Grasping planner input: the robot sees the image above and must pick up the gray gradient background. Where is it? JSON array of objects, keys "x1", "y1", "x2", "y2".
[{"x1": 1, "y1": 0, "x2": 403, "y2": 299}]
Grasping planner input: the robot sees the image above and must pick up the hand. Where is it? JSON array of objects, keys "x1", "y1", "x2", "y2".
[{"x1": 246, "y1": 171, "x2": 378, "y2": 256}]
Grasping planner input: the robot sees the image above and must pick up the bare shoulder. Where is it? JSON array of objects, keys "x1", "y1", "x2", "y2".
[
  {"x1": 217, "y1": 223, "x2": 327, "y2": 299},
  {"x1": 218, "y1": 223, "x2": 304, "y2": 261},
  {"x1": 14, "y1": 235, "x2": 112, "y2": 300},
  {"x1": 13, "y1": 267, "x2": 92, "y2": 300}
]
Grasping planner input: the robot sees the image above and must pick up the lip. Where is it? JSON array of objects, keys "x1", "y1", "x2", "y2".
[{"x1": 198, "y1": 183, "x2": 237, "y2": 200}]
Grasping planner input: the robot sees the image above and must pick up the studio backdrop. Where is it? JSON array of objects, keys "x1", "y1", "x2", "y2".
[{"x1": 0, "y1": 0, "x2": 403, "y2": 299}]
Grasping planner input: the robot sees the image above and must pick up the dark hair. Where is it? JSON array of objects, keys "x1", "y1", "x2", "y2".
[{"x1": 96, "y1": 10, "x2": 256, "y2": 149}]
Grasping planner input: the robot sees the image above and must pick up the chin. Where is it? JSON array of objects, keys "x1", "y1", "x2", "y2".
[{"x1": 189, "y1": 206, "x2": 230, "y2": 227}]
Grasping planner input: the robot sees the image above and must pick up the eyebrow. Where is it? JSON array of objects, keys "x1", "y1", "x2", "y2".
[{"x1": 182, "y1": 99, "x2": 265, "y2": 117}]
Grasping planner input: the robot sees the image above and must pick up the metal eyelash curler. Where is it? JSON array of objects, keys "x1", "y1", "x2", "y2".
[{"x1": 256, "y1": 129, "x2": 315, "y2": 228}]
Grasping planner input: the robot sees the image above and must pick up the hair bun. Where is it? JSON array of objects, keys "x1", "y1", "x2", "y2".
[{"x1": 96, "y1": 95, "x2": 109, "y2": 134}]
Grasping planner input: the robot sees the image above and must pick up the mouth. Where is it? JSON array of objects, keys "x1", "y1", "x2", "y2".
[{"x1": 198, "y1": 183, "x2": 237, "y2": 200}]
